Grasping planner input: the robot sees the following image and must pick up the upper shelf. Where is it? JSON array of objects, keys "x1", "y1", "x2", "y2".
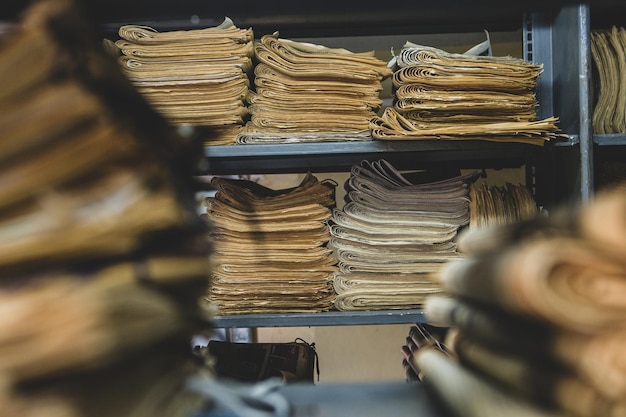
[{"x1": 202, "y1": 139, "x2": 569, "y2": 175}]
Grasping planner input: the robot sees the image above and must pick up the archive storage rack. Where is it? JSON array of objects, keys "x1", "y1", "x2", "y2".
[
  {"x1": 79, "y1": 0, "x2": 623, "y2": 329},
  {"x1": 3, "y1": 1, "x2": 620, "y2": 331},
  {"x1": 1, "y1": 1, "x2": 624, "y2": 416}
]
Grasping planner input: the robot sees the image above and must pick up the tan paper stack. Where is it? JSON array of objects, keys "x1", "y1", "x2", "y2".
[
  {"x1": 115, "y1": 18, "x2": 254, "y2": 144},
  {"x1": 203, "y1": 173, "x2": 338, "y2": 314},
  {"x1": 236, "y1": 34, "x2": 393, "y2": 144},
  {"x1": 591, "y1": 26, "x2": 626, "y2": 134},
  {"x1": 468, "y1": 182, "x2": 539, "y2": 229},
  {"x1": 329, "y1": 160, "x2": 478, "y2": 311},
  {"x1": 0, "y1": 1, "x2": 212, "y2": 416},
  {"x1": 370, "y1": 42, "x2": 563, "y2": 145},
  {"x1": 416, "y1": 184, "x2": 626, "y2": 417}
]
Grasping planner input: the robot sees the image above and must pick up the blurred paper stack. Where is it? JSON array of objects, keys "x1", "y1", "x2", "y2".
[
  {"x1": 115, "y1": 18, "x2": 254, "y2": 144},
  {"x1": 203, "y1": 174, "x2": 338, "y2": 314},
  {"x1": 371, "y1": 42, "x2": 562, "y2": 144},
  {"x1": 329, "y1": 160, "x2": 477, "y2": 311},
  {"x1": 417, "y1": 185, "x2": 626, "y2": 417},
  {"x1": 468, "y1": 182, "x2": 539, "y2": 229},
  {"x1": 0, "y1": 1, "x2": 212, "y2": 416},
  {"x1": 236, "y1": 34, "x2": 393, "y2": 144},
  {"x1": 591, "y1": 26, "x2": 626, "y2": 134}
]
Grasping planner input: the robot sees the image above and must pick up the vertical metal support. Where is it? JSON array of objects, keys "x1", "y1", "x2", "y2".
[
  {"x1": 523, "y1": 12, "x2": 553, "y2": 207},
  {"x1": 577, "y1": 3, "x2": 594, "y2": 201},
  {"x1": 225, "y1": 327, "x2": 257, "y2": 343}
]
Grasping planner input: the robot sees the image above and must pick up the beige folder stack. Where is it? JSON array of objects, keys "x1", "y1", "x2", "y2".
[
  {"x1": 115, "y1": 17, "x2": 254, "y2": 144},
  {"x1": 204, "y1": 173, "x2": 338, "y2": 314},
  {"x1": 468, "y1": 182, "x2": 539, "y2": 229},
  {"x1": 236, "y1": 34, "x2": 393, "y2": 144},
  {"x1": 329, "y1": 160, "x2": 477, "y2": 311},
  {"x1": 591, "y1": 26, "x2": 626, "y2": 134},
  {"x1": 370, "y1": 42, "x2": 562, "y2": 145},
  {"x1": 417, "y1": 184, "x2": 626, "y2": 417},
  {"x1": 0, "y1": 1, "x2": 212, "y2": 416}
]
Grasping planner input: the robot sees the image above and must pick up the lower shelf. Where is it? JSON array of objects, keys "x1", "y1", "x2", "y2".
[
  {"x1": 199, "y1": 380, "x2": 450, "y2": 417},
  {"x1": 212, "y1": 309, "x2": 427, "y2": 328}
]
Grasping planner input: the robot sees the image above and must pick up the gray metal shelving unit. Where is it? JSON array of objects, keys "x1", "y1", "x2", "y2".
[{"x1": 199, "y1": 3, "x2": 602, "y2": 331}]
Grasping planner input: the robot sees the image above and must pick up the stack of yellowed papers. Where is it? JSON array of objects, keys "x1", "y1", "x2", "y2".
[
  {"x1": 371, "y1": 42, "x2": 563, "y2": 145},
  {"x1": 204, "y1": 174, "x2": 339, "y2": 314},
  {"x1": 115, "y1": 18, "x2": 254, "y2": 144},
  {"x1": 591, "y1": 26, "x2": 626, "y2": 134},
  {"x1": 237, "y1": 34, "x2": 392, "y2": 143},
  {"x1": 421, "y1": 184, "x2": 626, "y2": 417},
  {"x1": 329, "y1": 160, "x2": 477, "y2": 311}
]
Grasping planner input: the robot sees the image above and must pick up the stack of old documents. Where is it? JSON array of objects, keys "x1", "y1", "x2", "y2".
[
  {"x1": 0, "y1": 1, "x2": 211, "y2": 416},
  {"x1": 591, "y1": 26, "x2": 626, "y2": 134},
  {"x1": 236, "y1": 34, "x2": 392, "y2": 144},
  {"x1": 469, "y1": 182, "x2": 539, "y2": 229},
  {"x1": 204, "y1": 174, "x2": 338, "y2": 314},
  {"x1": 370, "y1": 42, "x2": 562, "y2": 145},
  {"x1": 115, "y1": 18, "x2": 254, "y2": 144},
  {"x1": 416, "y1": 184, "x2": 626, "y2": 417},
  {"x1": 329, "y1": 160, "x2": 477, "y2": 311}
]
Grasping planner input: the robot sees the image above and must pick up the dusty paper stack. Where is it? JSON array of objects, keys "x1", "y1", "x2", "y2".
[
  {"x1": 415, "y1": 184, "x2": 626, "y2": 417},
  {"x1": 591, "y1": 26, "x2": 626, "y2": 134},
  {"x1": 236, "y1": 34, "x2": 393, "y2": 144},
  {"x1": 468, "y1": 181, "x2": 539, "y2": 229},
  {"x1": 0, "y1": 1, "x2": 212, "y2": 416},
  {"x1": 114, "y1": 18, "x2": 254, "y2": 144},
  {"x1": 329, "y1": 160, "x2": 478, "y2": 311},
  {"x1": 371, "y1": 41, "x2": 562, "y2": 145},
  {"x1": 203, "y1": 174, "x2": 338, "y2": 314}
]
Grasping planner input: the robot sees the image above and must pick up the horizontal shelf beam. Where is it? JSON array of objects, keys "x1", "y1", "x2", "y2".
[
  {"x1": 202, "y1": 140, "x2": 548, "y2": 175},
  {"x1": 212, "y1": 309, "x2": 427, "y2": 328},
  {"x1": 594, "y1": 134, "x2": 626, "y2": 146}
]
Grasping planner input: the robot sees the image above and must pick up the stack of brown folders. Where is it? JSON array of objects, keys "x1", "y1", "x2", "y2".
[
  {"x1": 591, "y1": 26, "x2": 626, "y2": 134},
  {"x1": 415, "y1": 185, "x2": 626, "y2": 417},
  {"x1": 329, "y1": 160, "x2": 478, "y2": 311},
  {"x1": 203, "y1": 174, "x2": 338, "y2": 314},
  {"x1": 0, "y1": 1, "x2": 212, "y2": 416},
  {"x1": 115, "y1": 18, "x2": 254, "y2": 144},
  {"x1": 469, "y1": 182, "x2": 539, "y2": 229},
  {"x1": 236, "y1": 34, "x2": 393, "y2": 144},
  {"x1": 370, "y1": 42, "x2": 562, "y2": 145}
]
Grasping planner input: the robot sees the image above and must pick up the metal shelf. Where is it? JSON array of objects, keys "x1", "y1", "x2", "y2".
[
  {"x1": 212, "y1": 309, "x2": 427, "y2": 328},
  {"x1": 594, "y1": 134, "x2": 626, "y2": 146},
  {"x1": 201, "y1": 380, "x2": 451, "y2": 417},
  {"x1": 203, "y1": 140, "x2": 541, "y2": 175}
]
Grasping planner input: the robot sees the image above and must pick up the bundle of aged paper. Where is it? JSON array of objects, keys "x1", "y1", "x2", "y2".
[
  {"x1": 204, "y1": 173, "x2": 339, "y2": 314},
  {"x1": 371, "y1": 42, "x2": 563, "y2": 144},
  {"x1": 468, "y1": 182, "x2": 539, "y2": 229},
  {"x1": 329, "y1": 159, "x2": 478, "y2": 311},
  {"x1": 0, "y1": 1, "x2": 212, "y2": 416},
  {"x1": 591, "y1": 26, "x2": 626, "y2": 134},
  {"x1": 418, "y1": 184, "x2": 626, "y2": 417},
  {"x1": 236, "y1": 34, "x2": 392, "y2": 143},
  {"x1": 115, "y1": 17, "x2": 254, "y2": 144}
]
